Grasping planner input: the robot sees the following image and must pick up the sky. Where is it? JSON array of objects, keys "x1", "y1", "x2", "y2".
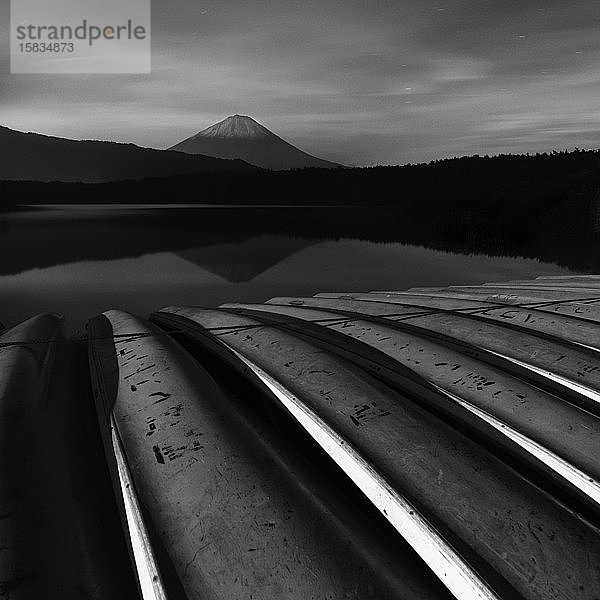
[{"x1": 1, "y1": 0, "x2": 600, "y2": 166}]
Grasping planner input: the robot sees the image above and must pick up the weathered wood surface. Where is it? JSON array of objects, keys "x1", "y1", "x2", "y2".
[
  {"x1": 154, "y1": 304, "x2": 600, "y2": 600},
  {"x1": 1, "y1": 275, "x2": 600, "y2": 600},
  {"x1": 262, "y1": 295, "x2": 600, "y2": 415},
  {"x1": 218, "y1": 302, "x2": 600, "y2": 501},
  {"x1": 90, "y1": 310, "x2": 436, "y2": 600},
  {"x1": 366, "y1": 289, "x2": 600, "y2": 323}
]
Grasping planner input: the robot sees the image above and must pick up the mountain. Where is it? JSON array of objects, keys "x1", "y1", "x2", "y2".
[
  {"x1": 176, "y1": 236, "x2": 317, "y2": 283},
  {"x1": 170, "y1": 115, "x2": 340, "y2": 171},
  {"x1": 0, "y1": 126, "x2": 254, "y2": 183}
]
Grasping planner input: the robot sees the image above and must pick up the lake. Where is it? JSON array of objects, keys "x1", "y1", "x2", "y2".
[{"x1": 0, "y1": 206, "x2": 576, "y2": 333}]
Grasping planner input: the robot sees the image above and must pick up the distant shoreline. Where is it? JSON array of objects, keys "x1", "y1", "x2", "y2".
[{"x1": 21, "y1": 203, "x2": 355, "y2": 210}]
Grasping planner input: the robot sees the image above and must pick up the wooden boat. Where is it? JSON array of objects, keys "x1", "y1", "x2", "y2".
[
  {"x1": 258, "y1": 295, "x2": 600, "y2": 416},
  {"x1": 364, "y1": 290, "x2": 600, "y2": 324},
  {"x1": 89, "y1": 310, "x2": 443, "y2": 600},
  {"x1": 313, "y1": 291, "x2": 600, "y2": 348},
  {"x1": 0, "y1": 315, "x2": 136, "y2": 599},
  {"x1": 152, "y1": 305, "x2": 600, "y2": 600},
  {"x1": 218, "y1": 300, "x2": 600, "y2": 508},
  {"x1": 3, "y1": 275, "x2": 600, "y2": 600}
]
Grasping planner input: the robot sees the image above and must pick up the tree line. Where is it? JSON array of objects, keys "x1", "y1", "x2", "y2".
[{"x1": 2, "y1": 148, "x2": 599, "y2": 271}]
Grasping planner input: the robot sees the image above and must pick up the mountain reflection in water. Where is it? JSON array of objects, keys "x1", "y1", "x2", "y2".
[{"x1": 0, "y1": 207, "x2": 575, "y2": 331}]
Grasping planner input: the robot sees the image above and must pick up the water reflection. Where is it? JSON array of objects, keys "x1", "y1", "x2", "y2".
[{"x1": 0, "y1": 208, "x2": 573, "y2": 331}]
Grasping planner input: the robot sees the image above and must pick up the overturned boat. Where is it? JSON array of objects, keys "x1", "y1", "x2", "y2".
[{"x1": 1, "y1": 275, "x2": 600, "y2": 599}]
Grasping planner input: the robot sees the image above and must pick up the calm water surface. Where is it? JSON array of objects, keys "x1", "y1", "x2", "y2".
[{"x1": 0, "y1": 206, "x2": 575, "y2": 332}]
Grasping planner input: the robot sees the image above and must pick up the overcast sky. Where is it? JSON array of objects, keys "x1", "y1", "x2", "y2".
[{"x1": 2, "y1": 0, "x2": 600, "y2": 165}]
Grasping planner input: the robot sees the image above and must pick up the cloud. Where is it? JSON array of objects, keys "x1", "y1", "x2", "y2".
[{"x1": 1, "y1": 0, "x2": 600, "y2": 165}]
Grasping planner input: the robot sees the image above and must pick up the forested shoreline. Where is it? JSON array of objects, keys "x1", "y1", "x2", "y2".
[{"x1": 2, "y1": 149, "x2": 599, "y2": 271}]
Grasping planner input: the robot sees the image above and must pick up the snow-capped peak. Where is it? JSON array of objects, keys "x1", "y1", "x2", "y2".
[{"x1": 196, "y1": 115, "x2": 274, "y2": 140}]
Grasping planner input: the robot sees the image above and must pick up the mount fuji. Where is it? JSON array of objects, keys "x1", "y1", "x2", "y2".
[{"x1": 170, "y1": 115, "x2": 340, "y2": 170}]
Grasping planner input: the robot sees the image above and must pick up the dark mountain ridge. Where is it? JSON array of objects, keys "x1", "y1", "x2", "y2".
[{"x1": 0, "y1": 126, "x2": 254, "y2": 183}]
